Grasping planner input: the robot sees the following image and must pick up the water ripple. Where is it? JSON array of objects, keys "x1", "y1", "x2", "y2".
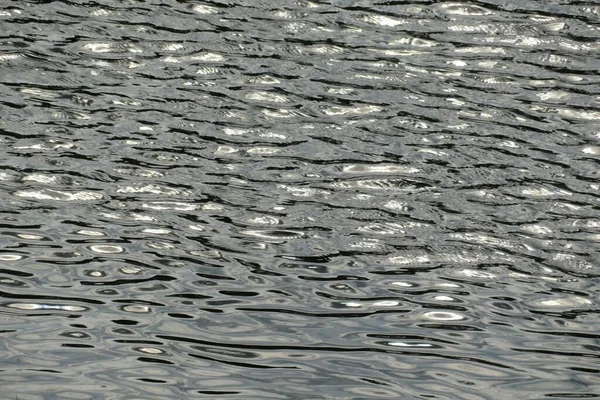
[{"x1": 1, "y1": 0, "x2": 599, "y2": 398}]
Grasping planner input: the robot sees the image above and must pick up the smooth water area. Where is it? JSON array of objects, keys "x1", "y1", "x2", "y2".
[{"x1": 0, "y1": 1, "x2": 599, "y2": 398}]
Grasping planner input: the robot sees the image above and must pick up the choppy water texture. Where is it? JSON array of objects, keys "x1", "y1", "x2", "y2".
[{"x1": 1, "y1": 0, "x2": 599, "y2": 398}]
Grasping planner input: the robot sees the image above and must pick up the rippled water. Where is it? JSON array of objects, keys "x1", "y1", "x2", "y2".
[{"x1": 1, "y1": 0, "x2": 599, "y2": 398}]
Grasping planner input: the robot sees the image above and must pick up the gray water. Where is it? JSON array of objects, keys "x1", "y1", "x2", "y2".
[{"x1": 1, "y1": 1, "x2": 599, "y2": 399}]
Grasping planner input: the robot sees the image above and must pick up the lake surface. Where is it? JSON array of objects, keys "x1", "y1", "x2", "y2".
[{"x1": 1, "y1": 0, "x2": 599, "y2": 399}]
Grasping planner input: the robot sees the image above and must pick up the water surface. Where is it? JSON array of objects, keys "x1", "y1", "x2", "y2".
[{"x1": 1, "y1": 0, "x2": 599, "y2": 398}]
